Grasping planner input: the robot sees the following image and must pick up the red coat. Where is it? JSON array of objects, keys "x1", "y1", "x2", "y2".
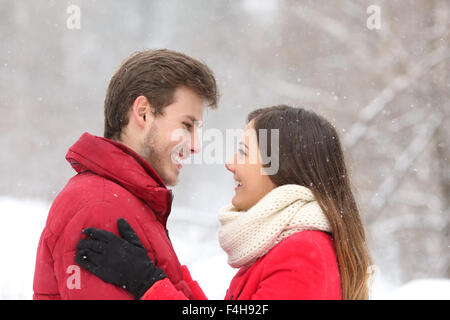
[
  {"x1": 33, "y1": 132, "x2": 196, "y2": 299},
  {"x1": 142, "y1": 230, "x2": 342, "y2": 300}
]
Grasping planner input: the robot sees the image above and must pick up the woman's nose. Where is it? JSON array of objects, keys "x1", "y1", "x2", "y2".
[{"x1": 225, "y1": 154, "x2": 236, "y2": 172}]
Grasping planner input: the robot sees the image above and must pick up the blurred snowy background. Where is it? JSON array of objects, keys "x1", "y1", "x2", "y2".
[{"x1": 0, "y1": 0, "x2": 449, "y2": 299}]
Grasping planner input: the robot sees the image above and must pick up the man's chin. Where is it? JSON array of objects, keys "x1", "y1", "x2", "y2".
[
  {"x1": 162, "y1": 169, "x2": 179, "y2": 187},
  {"x1": 165, "y1": 179, "x2": 178, "y2": 187}
]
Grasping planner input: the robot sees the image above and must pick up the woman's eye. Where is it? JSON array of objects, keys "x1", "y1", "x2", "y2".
[
  {"x1": 238, "y1": 148, "x2": 247, "y2": 156},
  {"x1": 183, "y1": 122, "x2": 192, "y2": 130}
]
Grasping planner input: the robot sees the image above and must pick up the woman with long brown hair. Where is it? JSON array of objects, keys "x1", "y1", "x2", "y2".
[
  {"x1": 75, "y1": 105, "x2": 373, "y2": 300},
  {"x1": 244, "y1": 105, "x2": 373, "y2": 299}
]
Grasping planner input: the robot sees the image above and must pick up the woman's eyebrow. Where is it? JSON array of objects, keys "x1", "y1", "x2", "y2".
[{"x1": 239, "y1": 142, "x2": 249, "y2": 150}]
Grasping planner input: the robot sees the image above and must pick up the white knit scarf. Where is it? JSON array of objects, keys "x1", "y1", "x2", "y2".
[{"x1": 218, "y1": 184, "x2": 332, "y2": 268}]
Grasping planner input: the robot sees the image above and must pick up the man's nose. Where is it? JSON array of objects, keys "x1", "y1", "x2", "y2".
[{"x1": 190, "y1": 129, "x2": 201, "y2": 154}]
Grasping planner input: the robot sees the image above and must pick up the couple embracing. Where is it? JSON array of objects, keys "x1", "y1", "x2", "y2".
[{"x1": 33, "y1": 49, "x2": 372, "y2": 300}]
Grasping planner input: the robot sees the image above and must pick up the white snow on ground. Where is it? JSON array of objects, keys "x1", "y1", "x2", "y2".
[
  {"x1": 371, "y1": 278, "x2": 450, "y2": 300},
  {"x1": 0, "y1": 196, "x2": 448, "y2": 300},
  {"x1": 0, "y1": 196, "x2": 49, "y2": 299}
]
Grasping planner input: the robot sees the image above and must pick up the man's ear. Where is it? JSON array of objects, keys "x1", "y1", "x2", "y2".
[{"x1": 131, "y1": 96, "x2": 152, "y2": 128}]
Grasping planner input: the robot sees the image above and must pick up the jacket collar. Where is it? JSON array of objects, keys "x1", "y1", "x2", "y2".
[{"x1": 66, "y1": 132, "x2": 173, "y2": 226}]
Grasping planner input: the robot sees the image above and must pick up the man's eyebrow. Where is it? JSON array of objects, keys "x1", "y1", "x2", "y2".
[
  {"x1": 183, "y1": 115, "x2": 202, "y2": 127},
  {"x1": 239, "y1": 142, "x2": 248, "y2": 150}
]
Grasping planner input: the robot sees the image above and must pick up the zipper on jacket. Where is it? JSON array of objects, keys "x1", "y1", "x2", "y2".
[
  {"x1": 170, "y1": 189, "x2": 174, "y2": 205},
  {"x1": 165, "y1": 190, "x2": 174, "y2": 244},
  {"x1": 165, "y1": 228, "x2": 172, "y2": 245}
]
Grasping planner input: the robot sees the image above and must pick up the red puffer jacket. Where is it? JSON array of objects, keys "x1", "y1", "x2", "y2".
[
  {"x1": 142, "y1": 230, "x2": 342, "y2": 300},
  {"x1": 33, "y1": 132, "x2": 203, "y2": 300}
]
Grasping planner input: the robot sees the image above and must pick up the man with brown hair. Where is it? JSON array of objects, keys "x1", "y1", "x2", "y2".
[{"x1": 33, "y1": 49, "x2": 219, "y2": 299}]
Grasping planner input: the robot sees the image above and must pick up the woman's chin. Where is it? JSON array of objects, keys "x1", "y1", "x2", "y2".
[
  {"x1": 232, "y1": 196, "x2": 248, "y2": 211},
  {"x1": 231, "y1": 197, "x2": 241, "y2": 210}
]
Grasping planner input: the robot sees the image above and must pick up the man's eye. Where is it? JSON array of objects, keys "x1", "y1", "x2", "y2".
[{"x1": 183, "y1": 122, "x2": 192, "y2": 130}]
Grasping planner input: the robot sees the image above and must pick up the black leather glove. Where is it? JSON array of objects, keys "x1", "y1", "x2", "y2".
[{"x1": 75, "y1": 218, "x2": 166, "y2": 299}]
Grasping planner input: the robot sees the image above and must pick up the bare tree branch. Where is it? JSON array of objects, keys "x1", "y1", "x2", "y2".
[
  {"x1": 343, "y1": 46, "x2": 450, "y2": 148},
  {"x1": 367, "y1": 112, "x2": 443, "y2": 222}
]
